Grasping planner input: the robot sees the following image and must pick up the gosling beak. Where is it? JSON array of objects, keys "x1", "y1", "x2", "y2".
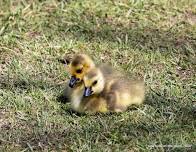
[
  {"x1": 84, "y1": 87, "x2": 93, "y2": 97},
  {"x1": 69, "y1": 76, "x2": 78, "y2": 88}
]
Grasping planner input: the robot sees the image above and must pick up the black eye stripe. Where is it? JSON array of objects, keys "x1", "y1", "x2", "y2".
[
  {"x1": 92, "y1": 80, "x2": 97, "y2": 86},
  {"x1": 76, "y1": 69, "x2": 82, "y2": 73}
]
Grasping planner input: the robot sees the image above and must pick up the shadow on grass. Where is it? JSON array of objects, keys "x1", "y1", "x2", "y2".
[
  {"x1": 1, "y1": 101, "x2": 194, "y2": 151},
  {"x1": 0, "y1": 117, "x2": 154, "y2": 151},
  {"x1": 145, "y1": 92, "x2": 195, "y2": 125},
  {"x1": 56, "y1": 87, "x2": 70, "y2": 104},
  {"x1": 54, "y1": 10, "x2": 196, "y2": 53},
  {"x1": 0, "y1": 77, "x2": 63, "y2": 91},
  {"x1": 0, "y1": 92, "x2": 195, "y2": 151}
]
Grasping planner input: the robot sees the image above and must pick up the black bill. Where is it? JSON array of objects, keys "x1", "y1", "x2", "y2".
[
  {"x1": 69, "y1": 76, "x2": 78, "y2": 88},
  {"x1": 83, "y1": 87, "x2": 93, "y2": 97}
]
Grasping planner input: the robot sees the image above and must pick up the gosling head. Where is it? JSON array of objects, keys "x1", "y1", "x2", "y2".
[
  {"x1": 68, "y1": 54, "x2": 95, "y2": 88},
  {"x1": 83, "y1": 67, "x2": 105, "y2": 97}
]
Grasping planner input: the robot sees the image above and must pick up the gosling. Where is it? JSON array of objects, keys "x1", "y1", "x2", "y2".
[
  {"x1": 83, "y1": 66, "x2": 145, "y2": 112},
  {"x1": 60, "y1": 53, "x2": 106, "y2": 113}
]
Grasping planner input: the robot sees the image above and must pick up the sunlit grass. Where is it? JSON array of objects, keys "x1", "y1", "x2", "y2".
[{"x1": 0, "y1": 0, "x2": 195, "y2": 151}]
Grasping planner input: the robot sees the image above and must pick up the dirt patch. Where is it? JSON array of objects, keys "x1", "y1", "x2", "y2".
[
  {"x1": 19, "y1": 130, "x2": 69, "y2": 151},
  {"x1": 26, "y1": 31, "x2": 42, "y2": 39},
  {"x1": 176, "y1": 66, "x2": 195, "y2": 80},
  {"x1": 0, "y1": 108, "x2": 11, "y2": 130},
  {"x1": 169, "y1": 10, "x2": 196, "y2": 26},
  {"x1": 184, "y1": 10, "x2": 196, "y2": 25}
]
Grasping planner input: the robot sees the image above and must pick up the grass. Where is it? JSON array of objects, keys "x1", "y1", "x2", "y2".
[{"x1": 0, "y1": 0, "x2": 195, "y2": 151}]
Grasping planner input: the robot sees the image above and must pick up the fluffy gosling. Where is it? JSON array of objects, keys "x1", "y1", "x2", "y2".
[{"x1": 83, "y1": 66, "x2": 145, "y2": 112}]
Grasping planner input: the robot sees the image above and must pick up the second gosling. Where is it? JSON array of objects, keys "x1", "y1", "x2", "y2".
[{"x1": 83, "y1": 66, "x2": 145, "y2": 112}]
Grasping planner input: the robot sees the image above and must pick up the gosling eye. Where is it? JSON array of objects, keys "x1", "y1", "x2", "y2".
[
  {"x1": 76, "y1": 69, "x2": 82, "y2": 74},
  {"x1": 92, "y1": 80, "x2": 97, "y2": 86}
]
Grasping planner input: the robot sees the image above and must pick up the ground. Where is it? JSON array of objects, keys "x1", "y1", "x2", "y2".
[{"x1": 0, "y1": 0, "x2": 195, "y2": 151}]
